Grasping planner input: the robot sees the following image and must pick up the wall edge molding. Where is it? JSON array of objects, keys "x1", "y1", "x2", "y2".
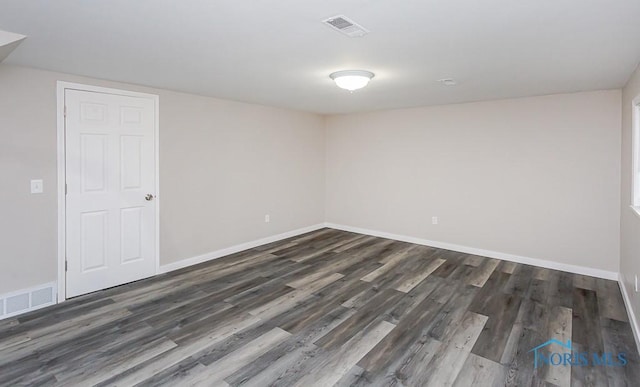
[
  {"x1": 158, "y1": 223, "x2": 326, "y2": 274},
  {"x1": 618, "y1": 273, "x2": 640, "y2": 356},
  {"x1": 324, "y1": 222, "x2": 619, "y2": 280}
]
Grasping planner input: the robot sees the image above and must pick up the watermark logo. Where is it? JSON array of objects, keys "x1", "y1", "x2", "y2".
[{"x1": 529, "y1": 339, "x2": 627, "y2": 368}]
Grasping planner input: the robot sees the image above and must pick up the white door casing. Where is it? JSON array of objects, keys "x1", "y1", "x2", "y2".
[{"x1": 63, "y1": 87, "x2": 158, "y2": 298}]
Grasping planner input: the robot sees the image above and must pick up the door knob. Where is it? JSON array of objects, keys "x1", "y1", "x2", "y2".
[{"x1": 145, "y1": 194, "x2": 154, "y2": 201}]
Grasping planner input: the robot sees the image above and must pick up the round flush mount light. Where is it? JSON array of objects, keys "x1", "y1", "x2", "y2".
[{"x1": 330, "y1": 70, "x2": 375, "y2": 91}]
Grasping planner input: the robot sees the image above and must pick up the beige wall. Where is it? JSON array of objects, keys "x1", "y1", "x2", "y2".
[
  {"x1": 0, "y1": 64, "x2": 325, "y2": 294},
  {"x1": 0, "y1": 63, "x2": 628, "y2": 299},
  {"x1": 621, "y1": 64, "x2": 640, "y2": 326},
  {"x1": 326, "y1": 91, "x2": 621, "y2": 273}
]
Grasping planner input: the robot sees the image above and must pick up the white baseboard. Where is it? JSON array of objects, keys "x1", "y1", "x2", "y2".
[
  {"x1": 618, "y1": 273, "x2": 640, "y2": 355},
  {"x1": 0, "y1": 282, "x2": 57, "y2": 321},
  {"x1": 324, "y1": 222, "x2": 619, "y2": 281},
  {"x1": 158, "y1": 223, "x2": 326, "y2": 274}
]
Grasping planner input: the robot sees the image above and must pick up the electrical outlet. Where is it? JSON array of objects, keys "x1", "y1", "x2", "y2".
[
  {"x1": 265, "y1": 214, "x2": 270, "y2": 223},
  {"x1": 432, "y1": 216, "x2": 438, "y2": 225},
  {"x1": 30, "y1": 179, "x2": 43, "y2": 194}
]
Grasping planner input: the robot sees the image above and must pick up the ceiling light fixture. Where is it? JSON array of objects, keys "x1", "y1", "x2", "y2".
[{"x1": 330, "y1": 70, "x2": 375, "y2": 91}]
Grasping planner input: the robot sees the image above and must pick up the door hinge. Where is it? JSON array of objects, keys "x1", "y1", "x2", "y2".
[
  {"x1": 65, "y1": 260, "x2": 68, "y2": 271},
  {"x1": 65, "y1": 183, "x2": 67, "y2": 195},
  {"x1": 64, "y1": 106, "x2": 67, "y2": 117}
]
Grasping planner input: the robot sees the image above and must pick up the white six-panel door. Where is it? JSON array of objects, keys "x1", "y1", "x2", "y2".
[{"x1": 65, "y1": 89, "x2": 157, "y2": 298}]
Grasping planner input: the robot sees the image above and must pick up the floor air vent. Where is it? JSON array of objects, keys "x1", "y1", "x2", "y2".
[
  {"x1": 0, "y1": 283, "x2": 56, "y2": 320},
  {"x1": 323, "y1": 15, "x2": 369, "y2": 37}
]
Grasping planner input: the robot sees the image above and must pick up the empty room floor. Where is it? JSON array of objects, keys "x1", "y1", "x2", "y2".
[{"x1": 0, "y1": 228, "x2": 638, "y2": 386}]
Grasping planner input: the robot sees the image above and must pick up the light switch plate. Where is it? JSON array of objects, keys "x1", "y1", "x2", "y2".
[{"x1": 30, "y1": 179, "x2": 43, "y2": 194}]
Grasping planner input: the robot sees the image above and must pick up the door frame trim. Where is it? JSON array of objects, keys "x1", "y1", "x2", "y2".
[{"x1": 56, "y1": 81, "x2": 160, "y2": 302}]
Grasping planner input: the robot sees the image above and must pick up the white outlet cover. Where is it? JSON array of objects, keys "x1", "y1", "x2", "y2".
[
  {"x1": 30, "y1": 179, "x2": 43, "y2": 194},
  {"x1": 265, "y1": 215, "x2": 270, "y2": 223},
  {"x1": 432, "y1": 216, "x2": 438, "y2": 225}
]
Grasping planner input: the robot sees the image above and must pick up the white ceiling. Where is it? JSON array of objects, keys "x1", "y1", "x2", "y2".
[
  {"x1": 0, "y1": 30, "x2": 25, "y2": 63},
  {"x1": 1, "y1": 0, "x2": 639, "y2": 114}
]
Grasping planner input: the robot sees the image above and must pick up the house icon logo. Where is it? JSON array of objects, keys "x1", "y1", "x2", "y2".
[
  {"x1": 529, "y1": 339, "x2": 573, "y2": 368},
  {"x1": 529, "y1": 338, "x2": 627, "y2": 368}
]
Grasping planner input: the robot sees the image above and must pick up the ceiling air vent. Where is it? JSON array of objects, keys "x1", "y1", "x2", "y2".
[{"x1": 323, "y1": 15, "x2": 369, "y2": 37}]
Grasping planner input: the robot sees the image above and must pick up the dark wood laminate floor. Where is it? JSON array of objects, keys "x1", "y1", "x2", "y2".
[{"x1": 0, "y1": 228, "x2": 638, "y2": 386}]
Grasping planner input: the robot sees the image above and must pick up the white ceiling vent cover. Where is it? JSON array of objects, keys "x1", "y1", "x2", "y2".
[{"x1": 323, "y1": 15, "x2": 369, "y2": 37}]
